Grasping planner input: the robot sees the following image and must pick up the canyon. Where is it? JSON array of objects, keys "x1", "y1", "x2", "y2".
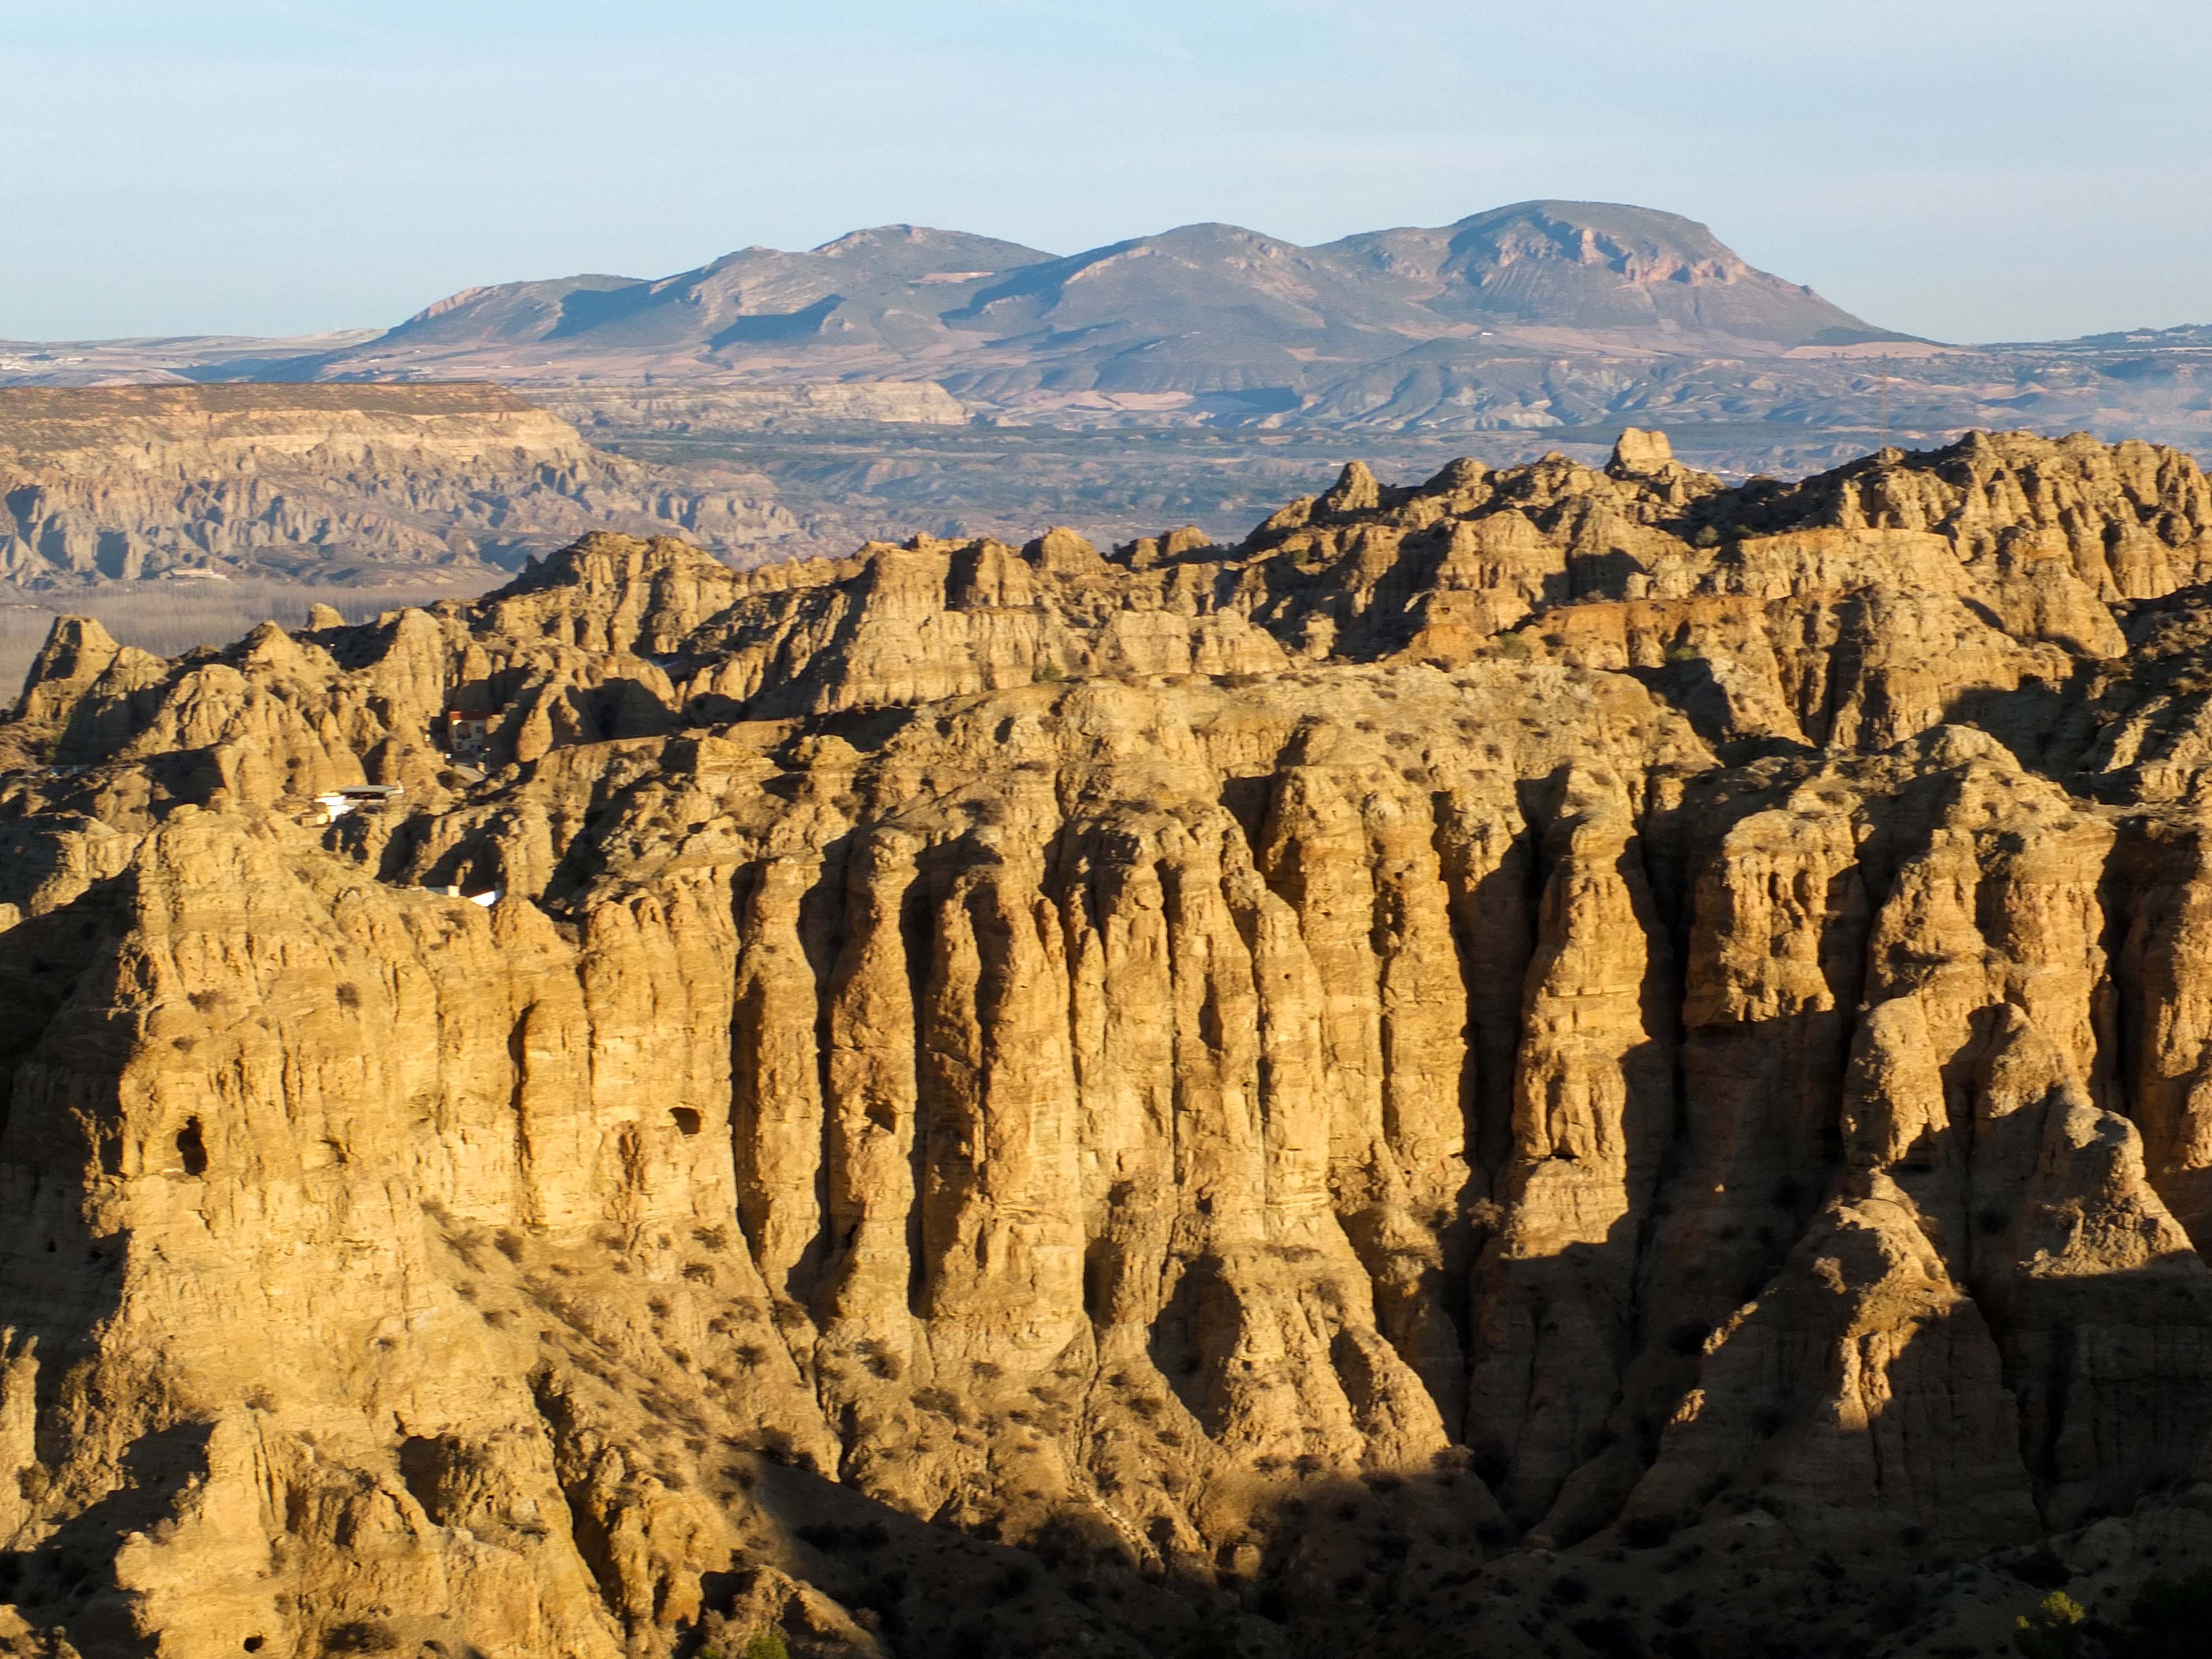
[{"x1": 2, "y1": 428, "x2": 2212, "y2": 1656}]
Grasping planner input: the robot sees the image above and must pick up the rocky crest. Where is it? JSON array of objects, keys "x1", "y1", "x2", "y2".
[
  {"x1": 4, "y1": 429, "x2": 2212, "y2": 1656},
  {"x1": 0, "y1": 384, "x2": 803, "y2": 588}
]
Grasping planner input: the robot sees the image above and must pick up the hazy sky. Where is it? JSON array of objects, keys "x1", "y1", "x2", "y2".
[{"x1": 6, "y1": 0, "x2": 2208, "y2": 344}]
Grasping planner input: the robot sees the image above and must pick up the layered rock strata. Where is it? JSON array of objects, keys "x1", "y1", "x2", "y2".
[
  {"x1": 0, "y1": 384, "x2": 800, "y2": 588},
  {"x1": 2, "y1": 429, "x2": 2212, "y2": 1656}
]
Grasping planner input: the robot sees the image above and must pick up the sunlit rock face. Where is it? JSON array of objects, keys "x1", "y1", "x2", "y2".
[{"x1": 3, "y1": 429, "x2": 2212, "y2": 1658}]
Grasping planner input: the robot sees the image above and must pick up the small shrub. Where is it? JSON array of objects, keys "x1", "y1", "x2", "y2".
[
  {"x1": 1572, "y1": 1615, "x2": 1641, "y2": 1659},
  {"x1": 797, "y1": 1520, "x2": 890, "y2": 1553},
  {"x1": 2013, "y1": 1590, "x2": 2086, "y2": 1659},
  {"x1": 1621, "y1": 1512, "x2": 1679, "y2": 1549},
  {"x1": 324, "y1": 1624, "x2": 399, "y2": 1656},
  {"x1": 1173, "y1": 1618, "x2": 1238, "y2": 1659}
]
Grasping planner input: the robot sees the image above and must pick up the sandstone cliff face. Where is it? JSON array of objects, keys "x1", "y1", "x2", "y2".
[
  {"x1": 3, "y1": 429, "x2": 2212, "y2": 1658},
  {"x1": 0, "y1": 385, "x2": 802, "y2": 589}
]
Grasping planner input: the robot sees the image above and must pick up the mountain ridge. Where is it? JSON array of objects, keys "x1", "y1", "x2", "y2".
[
  {"x1": 330, "y1": 200, "x2": 1896, "y2": 385},
  {"x1": 5, "y1": 200, "x2": 2203, "y2": 460}
]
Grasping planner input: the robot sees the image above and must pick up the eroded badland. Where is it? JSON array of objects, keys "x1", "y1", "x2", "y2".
[{"x1": 2, "y1": 430, "x2": 2212, "y2": 1656}]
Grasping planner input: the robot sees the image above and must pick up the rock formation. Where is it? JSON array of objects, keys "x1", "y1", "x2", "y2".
[
  {"x1": 0, "y1": 384, "x2": 804, "y2": 589},
  {"x1": 3, "y1": 428, "x2": 2212, "y2": 1657}
]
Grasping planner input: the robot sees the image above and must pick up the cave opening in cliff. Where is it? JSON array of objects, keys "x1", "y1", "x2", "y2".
[{"x1": 175, "y1": 1117, "x2": 207, "y2": 1177}]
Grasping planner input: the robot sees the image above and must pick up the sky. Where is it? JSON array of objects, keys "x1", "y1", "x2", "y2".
[{"x1": 4, "y1": 0, "x2": 2208, "y2": 345}]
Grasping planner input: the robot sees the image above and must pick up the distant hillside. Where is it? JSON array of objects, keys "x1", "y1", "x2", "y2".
[
  {"x1": 2044, "y1": 322, "x2": 2212, "y2": 350},
  {"x1": 0, "y1": 202, "x2": 1893, "y2": 409},
  {"x1": 1322, "y1": 200, "x2": 1898, "y2": 342},
  {"x1": 358, "y1": 226, "x2": 1056, "y2": 369},
  {"x1": 0, "y1": 383, "x2": 808, "y2": 589},
  {"x1": 1, "y1": 201, "x2": 2204, "y2": 460},
  {"x1": 304, "y1": 202, "x2": 1898, "y2": 395}
]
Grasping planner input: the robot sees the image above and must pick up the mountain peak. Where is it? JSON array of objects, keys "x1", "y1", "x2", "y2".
[
  {"x1": 796, "y1": 225, "x2": 1058, "y2": 273},
  {"x1": 1321, "y1": 200, "x2": 1867, "y2": 345},
  {"x1": 312, "y1": 199, "x2": 1903, "y2": 389},
  {"x1": 1451, "y1": 198, "x2": 1744, "y2": 251}
]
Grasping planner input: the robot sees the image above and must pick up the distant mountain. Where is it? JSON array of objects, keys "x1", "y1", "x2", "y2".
[
  {"x1": 300, "y1": 202, "x2": 1908, "y2": 395},
  {"x1": 357, "y1": 226, "x2": 1055, "y2": 369},
  {"x1": 2039, "y1": 321, "x2": 2212, "y2": 351},
  {"x1": 1326, "y1": 201, "x2": 1904, "y2": 343},
  {"x1": 4, "y1": 202, "x2": 2205, "y2": 459}
]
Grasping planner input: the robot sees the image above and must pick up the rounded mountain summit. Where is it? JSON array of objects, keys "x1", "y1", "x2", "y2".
[{"x1": 311, "y1": 201, "x2": 1922, "y2": 386}]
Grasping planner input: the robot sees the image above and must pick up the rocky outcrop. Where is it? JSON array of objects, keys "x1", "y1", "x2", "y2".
[
  {"x1": 0, "y1": 384, "x2": 803, "y2": 588},
  {"x1": 4, "y1": 430, "x2": 2212, "y2": 1657}
]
